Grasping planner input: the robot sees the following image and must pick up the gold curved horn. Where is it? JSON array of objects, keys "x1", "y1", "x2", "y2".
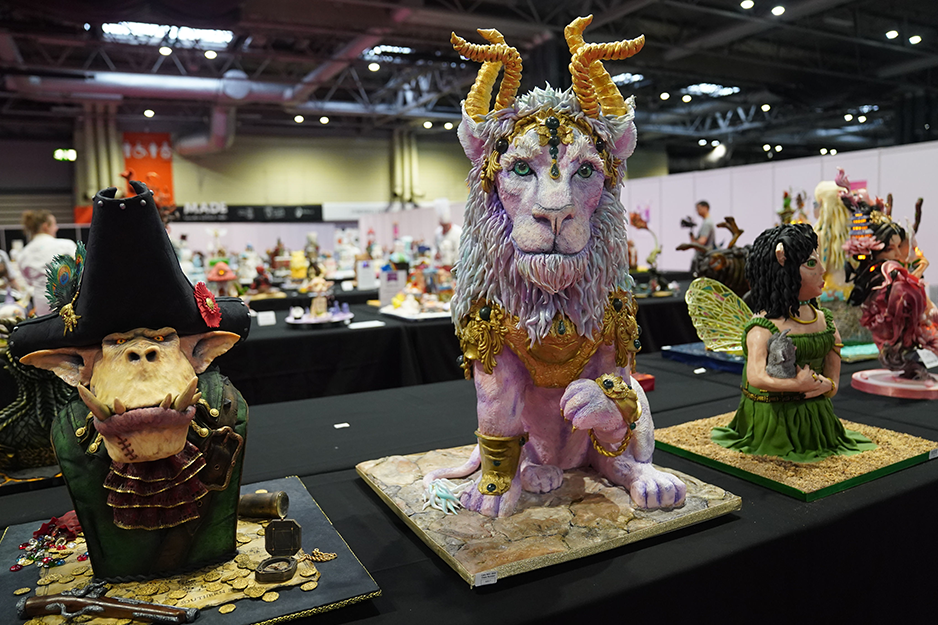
[
  {"x1": 565, "y1": 15, "x2": 644, "y2": 118},
  {"x1": 452, "y1": 29, "x2": 523, "y2": 122}
]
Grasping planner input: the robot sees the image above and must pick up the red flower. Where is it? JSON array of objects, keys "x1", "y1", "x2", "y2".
[{"x1": 195, "y1": 282, "x2": 221, "y2": 328}]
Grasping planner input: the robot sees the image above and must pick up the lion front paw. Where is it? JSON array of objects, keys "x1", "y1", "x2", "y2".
[
  {"x1": 627, "y1": 464, "x2": 686, "y2": 509},
  {"x1": 460, "y1": 476, "x2": 522, "y2": 517},
  {"x1": 520, "y1": 463, "x2": 563, "y2": 494}
]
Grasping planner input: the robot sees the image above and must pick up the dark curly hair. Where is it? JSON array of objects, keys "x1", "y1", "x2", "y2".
[
  {"x1": 747, "y1": 223, "x2": 819, "y2": 319},
  {"x1": 846, "y1": 217, "x2": 906, "y2": 306}
]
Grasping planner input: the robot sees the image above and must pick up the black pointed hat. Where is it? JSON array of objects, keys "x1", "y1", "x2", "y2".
[{"x1": 9, "y1": 181, "x2": 250, "y2": 358}]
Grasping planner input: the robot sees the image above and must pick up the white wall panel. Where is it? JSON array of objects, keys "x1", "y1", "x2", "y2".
[
  {"x1": 878, "y1": 142, "x2": 938, "y2": 284},
  {"x1": 729, "y1": 162, "x2": 775, "y2": 247},
  {"x1": 658, "y1": 172, "x2": 695, "y2": 271}
]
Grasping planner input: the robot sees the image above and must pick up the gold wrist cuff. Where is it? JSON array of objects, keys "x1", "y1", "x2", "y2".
[
  {"x1": 595, "y1": 374, "x2": 640, "y2": 424},
  {"x1": 476, "y1": 430, "x2": 527, "y2": 496},
  {"x1": 824, "y1": 377, "x2": 837, "y2": 398}
]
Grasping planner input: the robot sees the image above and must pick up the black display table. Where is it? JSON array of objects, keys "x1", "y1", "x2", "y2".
[
  {"x1": 215, "y1": 292, "x2": 698, "y2": 405},
  {"x1": 2, "y1": 355, "x2": 935, "y2": 623}
]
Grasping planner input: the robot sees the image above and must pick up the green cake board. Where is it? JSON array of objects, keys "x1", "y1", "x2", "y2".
[
  {"x1": 0, "y1": 476, "x2": 379, "y2": 624},
  {"x1": 656, "y1": 414, "x2": 938, "y2": 502},
  {"x1": 357, "y1": 444, "x2": 741, "y2": 588}
]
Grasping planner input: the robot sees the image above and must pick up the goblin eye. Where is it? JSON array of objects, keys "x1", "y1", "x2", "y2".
[
  {"x1": 576, "y1": 163, "x2": 594, "y2": 178},
  {"x1": 116, "y1": 338, "x2": 126, "y2": 345},
  {"x1": 153, "y1": 335, "x2": 164, "y2": 342},
  {"x1": 511, "y1": 161, "x2": 532, "y2": 176}
]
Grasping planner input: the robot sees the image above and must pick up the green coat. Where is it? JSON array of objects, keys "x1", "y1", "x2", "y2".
[{"x1": 51, "y1": 367, "x2": 248, "y2": 580}]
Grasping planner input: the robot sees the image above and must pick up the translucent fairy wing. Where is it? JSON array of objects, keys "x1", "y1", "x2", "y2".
[{"x1": 684, "y1": 277, "x2": 753, "y2": 355}]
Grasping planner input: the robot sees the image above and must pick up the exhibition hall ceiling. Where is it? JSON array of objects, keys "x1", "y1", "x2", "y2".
[{"x1": 1, "y1": 0, "x2": 936, "y2": 169}]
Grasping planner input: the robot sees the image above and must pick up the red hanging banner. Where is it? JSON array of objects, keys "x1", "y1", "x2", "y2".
[{"x1": 121, "y1": 132, "x2": 175, "y2": 206}]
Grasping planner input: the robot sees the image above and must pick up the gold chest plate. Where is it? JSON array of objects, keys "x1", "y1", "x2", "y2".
[{"x1": 457, "y1": 290, "x2": 641, "y2": 388}]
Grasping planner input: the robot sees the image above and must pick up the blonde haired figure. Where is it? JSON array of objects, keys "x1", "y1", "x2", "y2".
[
  {"x1": 813, "y1": 170, "x2": 852, "y2": 295},
  {"x1": 19, "y1": 210, "x2": 77, "y2": 316}
]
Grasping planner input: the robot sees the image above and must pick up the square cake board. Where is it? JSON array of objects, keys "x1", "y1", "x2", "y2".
[
  {"x1": 356, "y1": 445, "x2": 741, "y2": 588},
  {"x1": 656, "y1": 414, "x2": 938, "y2": 502},
  {"x1": 0, "y1": 476, "x2": 379, "y2": 624}
]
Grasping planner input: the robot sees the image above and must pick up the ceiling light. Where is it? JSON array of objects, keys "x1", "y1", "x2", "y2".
[
  {"x1": 83, "y1": 23, "x2": 91, "y2": 31},
  {"x1": 711, "y1": 140, "x2": 721, "y2": 147},
  {"x1": 740, "y1": 0, "x2": 754, "y2": 8},
  {"x1": 423, "y1": 121, "x2": 433, "y2": 129},
  {"x1": 143, "y1": 109, "x2": 155, "y2": 118},
  {"x1": 774, "y1": 145, "x2": 782, "y2": 152},
  {"x1": 820, "y1": 148, "x2": 828, "y2": 155},
  {"x1": 158, "y1": 46, "x2": 172, "y2": 56},
  {"x1": 319, "y1": 116, "x2": 329, "y2": 124},
  {"x1": 844, "y1": 113, "x2": 853, "y2": 121},
  {"x1": 611, "y1": 72, "x2": 644, "y2": 85},
  {"x1": 294, "y1": 115, "x2": 304, "y2": 123},
  {"x1": 685, "y1": 83, "x2": 740, "y2": 97},
  {"x1": 204, "y1": 50, "x2": 217, "y2": 60},
  {"x1": 682, "y1": 94, "x2": 692, "y2": 103},
  {"x1": 771, "y1": 6, "x2": 785, "y2": 16},
  {"x1": 830, "y1": 149, "x2": 838, "y2": 155},
  {"x1": 659, "y1": 92, "x2": 670, "y2": 100},
  {"x1": 103, "y1": 21, "x2": 233, "y2": 46},
  {"x1": 368, "y1": 62, "x2": 380, "y2": 72},
  {"x1": 886, "y1": 30, "x2": 899, "y2": 40},
  {"x1": 53, "y1": 148, "x2": 77, "y2": 162},
  {"x1": 444, "y1": 122, "x2": 454, "y2": 130},
  {"x1": 698, "y1": 139, "x2": 707, "y2": 146},
  {"x1": 761, "y1": 103, "x2": 771, "y2": 112},
  {"x1": 909, "y1": 35, "x2": 922, "y2": 45},
  {"x1": 858, "y1": 115, "x2": 867, "y2": 123},
  {"x1": 762, "y1": 144, "x2": 771, "y2": 152}
]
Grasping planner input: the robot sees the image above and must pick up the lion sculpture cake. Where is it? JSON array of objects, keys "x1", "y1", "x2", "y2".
[{"x1": 424, "y1": 16, "x2": 686, "y2": 517}]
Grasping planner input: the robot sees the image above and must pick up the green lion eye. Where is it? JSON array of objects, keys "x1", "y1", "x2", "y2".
[
  {"x1": 511, "y1": 161, "x2": 532, "y2": 176},
  {"x1": 576, "y1": 163, "x2": 594, "y2": 178}
]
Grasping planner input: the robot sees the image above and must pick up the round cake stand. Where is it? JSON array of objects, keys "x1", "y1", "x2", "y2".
[{"x1": 851, "y1": 369, "x2": 938, "y2": 399}]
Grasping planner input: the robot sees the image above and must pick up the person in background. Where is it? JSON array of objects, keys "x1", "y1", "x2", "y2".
[
  {"x1": 18, "y1": 210, "x2": 77, "y2": 316},
  {"x1": 690, "y1": 200, "x2": 716, "y2": 250}
]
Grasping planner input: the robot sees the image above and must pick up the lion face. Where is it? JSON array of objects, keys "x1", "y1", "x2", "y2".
[{"x1": 497, "y1": 128, "x2": 605, "y2": 293}]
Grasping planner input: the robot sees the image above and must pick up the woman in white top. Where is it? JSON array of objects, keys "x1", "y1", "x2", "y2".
[{"x1": 18, "y1": 210, "x2": 77, "y2": 316}]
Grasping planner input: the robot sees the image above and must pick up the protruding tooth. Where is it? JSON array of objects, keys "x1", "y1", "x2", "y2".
[
  {"x1": 173, "y1": 377, "x2": 200, "y2": 411},
  {"x1": 78, "y1": 385, "x2": 111, "y2": 421},
  {"x1": 160, "y1": 393, "x2": 173, "y2": 410},
  {"x1": 113, "y1": 398, "x2": 126, "y2": 415}
]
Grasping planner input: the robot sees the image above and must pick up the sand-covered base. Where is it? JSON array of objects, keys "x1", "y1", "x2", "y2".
[{"x1": 656, "y1": 413, "x2": 936, "y2": 496}]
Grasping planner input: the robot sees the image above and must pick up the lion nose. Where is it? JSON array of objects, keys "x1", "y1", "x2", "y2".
[
  {"x1": 531, "y1": 204, "x2": 575, "y2": 235},
  {"x1": 127, "y1": 347, "x2": 160, "y2": 363}
]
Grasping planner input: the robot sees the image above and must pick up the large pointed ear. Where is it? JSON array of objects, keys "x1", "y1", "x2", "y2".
[
  {"x1": 20, "y1": 347, "x2": 102, "y2": 387},
  {"x1": 457, "y1": 107, "x2": 487, "y2": 164},
  {"x1": 179, "y1": 331, "x2": 240, "y2": 374},
  {"x1": 609, "y1": 119, "x2": 637, "y2": 163}
]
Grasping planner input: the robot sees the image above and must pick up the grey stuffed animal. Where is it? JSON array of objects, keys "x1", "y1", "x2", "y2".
[{"x1": 765, "y1": 328, "x2": 797, "y2": 378}]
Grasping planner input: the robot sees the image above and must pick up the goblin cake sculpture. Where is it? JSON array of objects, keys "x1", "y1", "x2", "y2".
[
  {"x1": 9, "y1": 181, "x2": 251, "y2": 580},
  {"x1": 424, "y1": 16, "x2": 686, "y2": 517}
]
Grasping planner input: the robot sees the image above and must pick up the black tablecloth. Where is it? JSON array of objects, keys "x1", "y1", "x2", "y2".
[
  {"x1": 214, "y1": 294, "x2": 698, "y2": 405},
  {"x1": 3, "y1": 356, "x2": 935, "y2": 623}
]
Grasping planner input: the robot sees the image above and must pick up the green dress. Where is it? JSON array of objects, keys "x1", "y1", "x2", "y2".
[{"x1": 711, "y1": 309, "x2": 875, "y2": 463}]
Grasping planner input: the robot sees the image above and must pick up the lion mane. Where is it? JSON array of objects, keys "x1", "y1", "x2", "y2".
[{"x1": 451, "y1": 87, "x2": 635, "y2": 342}]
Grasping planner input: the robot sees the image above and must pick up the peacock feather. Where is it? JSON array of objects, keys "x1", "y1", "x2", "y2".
[
  {"x1": 684, "y1": 277, "x2": 753, "y2": 355},
  {"x1": 44, "y1": 241, "x2": 85, "y2": 313}
]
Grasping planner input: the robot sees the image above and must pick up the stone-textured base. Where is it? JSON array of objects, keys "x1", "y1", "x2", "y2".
[
  {"x1": 656, "y1": 414, "x2": 937, "y2": 500},
  {"x1": 852, "y1": 369, "x2": 938, "y2": 399},
  {"x1": 356, "y1": 445, "x2": 741, "y2": 587}
]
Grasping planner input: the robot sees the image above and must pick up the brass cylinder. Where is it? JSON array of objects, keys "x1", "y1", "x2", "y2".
[{"x1": 238, "y1": 491, "x2": 289, "y2": 519}]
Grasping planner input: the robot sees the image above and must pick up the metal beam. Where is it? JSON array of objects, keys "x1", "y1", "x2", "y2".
[{"x1": 663, "y1": 0, "x2": 860, "y2": 62}]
